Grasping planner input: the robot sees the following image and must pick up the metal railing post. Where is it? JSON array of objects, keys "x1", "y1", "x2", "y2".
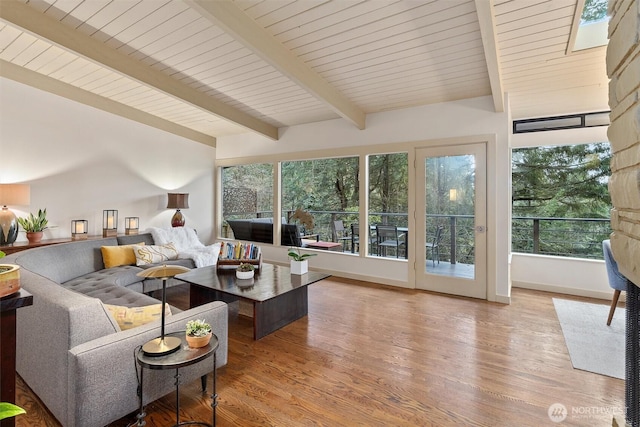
[
  {"x1": 450, "y1": 215, "x2": 457, "y2": 264},
  {"x1": 533, "y1": 218, "x2": 540, "y2": 253}
]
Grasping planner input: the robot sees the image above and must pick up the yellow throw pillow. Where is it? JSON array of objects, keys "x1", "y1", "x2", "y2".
[
  {"x1": 101, "y1": 243, "x2": 145, "y2": 268},
  {"x1": 132, "y1": 243, "x2": 179, "y2": 266},
  {"x1": 105, "y1": 303, "x2": 171, "y2": 330}
]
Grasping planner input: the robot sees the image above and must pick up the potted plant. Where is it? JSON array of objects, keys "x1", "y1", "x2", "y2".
[
  {"x1": 185, "y1": 319, "x2": 212, "y2": 348},
  {"x1": 288, "y1": 248, "x2": 316, "y2": 275},
  {"x1": 17, "y1": 208, "x2": 48, "y2": 244},
  {"x1": 236, "y1": 262, "x2": 255, "y2": 279}
]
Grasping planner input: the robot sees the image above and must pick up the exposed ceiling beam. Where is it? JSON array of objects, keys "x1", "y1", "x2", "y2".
[
  {"x1": 0, "y1": 0, "x2": 278, "y2": 141},
  {"x1": 186, "y1": 0, "x2": 366, "y2": 130},
  {"x1": 475, "y1": 0, "x2": 504, "y2": 113},
  {"x1": 0, "y1": 60, "x2": 217, "y2": 147}
]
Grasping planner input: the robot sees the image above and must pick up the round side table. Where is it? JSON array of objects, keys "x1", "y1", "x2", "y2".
[{"x1": 136, "y1": 331, "x2": 219, "y2": 427}]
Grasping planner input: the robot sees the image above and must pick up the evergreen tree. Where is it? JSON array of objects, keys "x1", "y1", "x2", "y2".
[{"x1": 512, "y1": 143, "x2": 611, "y2": 218}]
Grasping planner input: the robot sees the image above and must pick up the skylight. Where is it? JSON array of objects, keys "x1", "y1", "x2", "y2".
[{"x1": 571, "y1": 0, "x2": 609, "y2": 52}]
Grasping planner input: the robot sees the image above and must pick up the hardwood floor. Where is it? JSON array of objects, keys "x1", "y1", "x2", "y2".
[{"x1": 16, "y1": 279, "x2": 624, "y2": 426}]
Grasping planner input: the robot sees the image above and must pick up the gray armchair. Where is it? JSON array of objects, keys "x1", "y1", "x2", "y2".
[{"x1": 603, "y1": 239, "x2": 628, "y2": 326}]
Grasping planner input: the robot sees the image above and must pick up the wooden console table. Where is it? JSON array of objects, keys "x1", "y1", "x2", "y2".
[
  {"x1": 0, "y1": 235, "x2": 106, "y2": 255},
  {"x1": 0, "y1": 289, "x2": 33, "y2": 427}
]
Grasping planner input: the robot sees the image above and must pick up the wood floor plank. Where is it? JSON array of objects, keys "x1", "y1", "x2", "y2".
[{"x1": 15, "y1": 278, "x2": 624, "y2": 426}]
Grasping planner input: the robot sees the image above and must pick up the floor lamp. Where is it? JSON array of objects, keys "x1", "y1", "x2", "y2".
[{"x1": 136, "y1": 264, "x2": 191, "y2": 356}]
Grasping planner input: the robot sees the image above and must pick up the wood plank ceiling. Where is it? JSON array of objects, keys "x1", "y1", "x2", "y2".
[{"x1": 0, "y1": 0, "x2": 609, "y2": 145}]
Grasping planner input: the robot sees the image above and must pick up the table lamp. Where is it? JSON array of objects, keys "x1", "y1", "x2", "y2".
[
  {"x1": 167, "y1": 193, "x2": 189, "y2": 227},
  {"x1": 137, "y1": 264, "x2": 191, "y2": 356},
  {"x1": 0, "y1": 184, "x2": 30, "y2": 245}
]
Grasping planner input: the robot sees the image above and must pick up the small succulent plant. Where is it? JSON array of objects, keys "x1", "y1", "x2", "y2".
[
  {"x1": 185, "y1": 319, "x2": 212, "y2": 337},
  {"x1": 236, "y1": 262, "x2": 255, "y2": 272}
]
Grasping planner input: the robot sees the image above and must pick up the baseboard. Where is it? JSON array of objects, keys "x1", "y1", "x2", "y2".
[
  {"x1": 265, "y1": 260, "x2": 414, "y2": 289},
  {"x1": 494, "y1": 294, "x2": 511, "y2": 304},
  {"x1": 313, "y1": 268, "x2": 413, "y2": 289},
  {"x1": 512, "y1": 280, "x2": 621, "y2": 301}
]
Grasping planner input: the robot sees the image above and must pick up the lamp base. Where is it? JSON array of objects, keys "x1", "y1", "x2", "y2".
[
  {"x1": 0, "y1": 207, "x2": 19, "y2": 245},
  {"x1": 171, "y1": 209, "x2": 185, "y2": 227},
  {"x1": 142, "y1": 336, "x2": 182, "y2": 357}
]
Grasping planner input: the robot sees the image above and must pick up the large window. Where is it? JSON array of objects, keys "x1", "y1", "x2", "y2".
[
  {"x1": 368, "y1": 153, "x2": 408, "y2": 257},
  {"x1": 221, "y1": 163, "x2": 273, "y2": 239},
  {"x1": 281, "y1": 156, "x2": 359, "y2": 245},
  {"x1": 511, "y1": 142, "x2": 612, "y2": 259}
]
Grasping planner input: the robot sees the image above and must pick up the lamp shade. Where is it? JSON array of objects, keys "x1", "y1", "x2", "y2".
[
  {"x1": 136, "y1": 264, "x2": 190, "y2": 279},
  {"x1": 0, "y1": 184, "x2": 30, "y2": 206},
  {"x1": 167, "y1": 193, "x2": 189, "y2": 209}
]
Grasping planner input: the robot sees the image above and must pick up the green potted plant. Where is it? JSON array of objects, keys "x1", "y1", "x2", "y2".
[
  {"x1": 17, "y1": 208, "x2": 48, "y2": 244},
  {"x1": 185, "y1": 319, "x2": 212, "y2": 348},
  {"x1": 288, "y1": 248, "x2": 316, "y2": 275},
  {"x1": 236, "y1": 262, "x2": 255, "y2": 279}
]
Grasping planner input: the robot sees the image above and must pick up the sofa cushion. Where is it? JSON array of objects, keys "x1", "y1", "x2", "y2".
[
  {"x1": 117, "y1": 233, "x2": 154, "y2": 246},
  {"x1": 104, "y1": 303, "x2": 171, "y2": 330},
  {"x1": 132, "y1": 243, "x2": 178, "y2": 265},
  {"x1": 61, "y1": 267, "x2": 160, "y2": 307},
  {"x1": 63, "y1": 266, "x2": 143, "y2": 288},
  {"x1": 101, "y1": 243, "x2": 145, "y2": 268}
]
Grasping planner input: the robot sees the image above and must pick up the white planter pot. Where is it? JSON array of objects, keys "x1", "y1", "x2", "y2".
[
  {"x1": 290, "y1": 260, "x2": 308, "y2": 275},
  {"x1": 236, "y1": 270, "x2": 255, "y2": 279}
]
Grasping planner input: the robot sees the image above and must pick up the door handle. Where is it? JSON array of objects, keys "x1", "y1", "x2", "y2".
[{"x1": 475, "y1": 225, "x2": 486, "y2": 233}]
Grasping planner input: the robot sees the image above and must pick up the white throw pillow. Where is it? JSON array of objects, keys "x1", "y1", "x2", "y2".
[{"x1": 132, "y1": 243, "x2": 179, "y2": 266}]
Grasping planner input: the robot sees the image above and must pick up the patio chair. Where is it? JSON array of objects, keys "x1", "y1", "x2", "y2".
[
  {"x1": 603, "y1": 239, "x2": 629, "y2": 326},
  {"x1": 332, "y1": 220, "x2": 351, "y2": 251},
  {"x1": 376, "y1": 225, "x2": 405, "y2": 258},
  {"x1": 425, "y1": 225, "x2": 444, "y2": 266},
  {"x1": 351, "y1": 224, "x2": 377, "y2": 255},
  {"x1": 281, "y1": 224, "x2": 304, "y2": 247}
]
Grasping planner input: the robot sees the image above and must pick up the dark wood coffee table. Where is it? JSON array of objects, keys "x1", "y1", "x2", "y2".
[{"x1": 176, "y1": 263, "x2": 329, "y2": 340}]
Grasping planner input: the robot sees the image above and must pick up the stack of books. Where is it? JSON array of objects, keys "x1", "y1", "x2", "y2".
[{"x1": 219, "y1": 241, "x2": 261, "y2": 260}]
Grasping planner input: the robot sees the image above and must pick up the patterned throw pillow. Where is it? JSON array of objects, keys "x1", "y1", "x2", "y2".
[
  {"x1": 131, "y1": 243, "x2": 179, "y2": 266},
  {"x1": 104, "y1": 303, "x2": 172, "y2": 330},
  {"x1": 101, "y1": 243, "x2": 145, "y2": 268}
]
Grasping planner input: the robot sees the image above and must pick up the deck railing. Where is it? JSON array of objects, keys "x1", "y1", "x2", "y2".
[{"x1": 223, "y1": 211, "x2": 611, "y2": 261}]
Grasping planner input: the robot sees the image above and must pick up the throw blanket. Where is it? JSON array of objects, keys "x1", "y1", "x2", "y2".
[{"x1": 148, "y1": 227, "x2": 220, "y2": 268}]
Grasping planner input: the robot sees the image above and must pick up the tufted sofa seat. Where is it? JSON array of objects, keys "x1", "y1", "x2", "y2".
[
  {"x1": 62, "y1": 267, "x2": 160, "y2": 306},
  {"x1": 4, "y1": 233, "x2": 228, "y2": 427}
]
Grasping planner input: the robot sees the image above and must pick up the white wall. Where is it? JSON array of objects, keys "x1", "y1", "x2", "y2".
[
  {"x1": 511, "y1": 125, "x2": 612, "y2": 300},
  {"x1": 0, "y1": 78, "x2": 217, "y2": 243},
  {"x1": 217, "y1": 95, "x2": 512, "y2": 302}
]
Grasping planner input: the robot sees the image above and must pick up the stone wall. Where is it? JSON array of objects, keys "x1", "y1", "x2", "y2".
[{"x1": 607, "y1": 0, "x2": 640, "y2": 286}]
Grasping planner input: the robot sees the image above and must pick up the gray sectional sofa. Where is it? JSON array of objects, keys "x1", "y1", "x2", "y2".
[{"x1": 4, "y1": 233, "x2": 228, "y2": 427}]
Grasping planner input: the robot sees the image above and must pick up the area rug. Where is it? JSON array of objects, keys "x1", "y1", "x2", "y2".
[{"x1": 553, "y1": 298, "x2": 625, "y2": 380}]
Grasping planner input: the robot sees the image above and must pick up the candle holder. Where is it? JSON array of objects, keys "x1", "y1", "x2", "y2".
[
  {"x1": 71, "y1": 220, "x2": 88, "y2": 240},
  {"x1": 125, "y1": 217, "x2": 139, "y2": 235},
  {"x1": 103, "y1": 210, "x2": 118, "y2": 237}
]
